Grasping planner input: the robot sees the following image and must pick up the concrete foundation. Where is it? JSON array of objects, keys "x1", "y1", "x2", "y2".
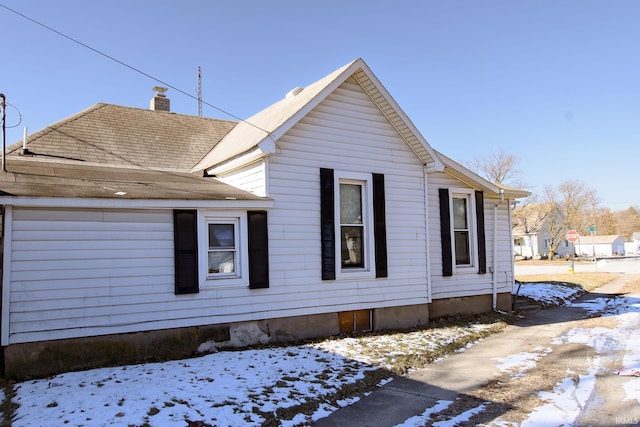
[
  {"x1": 3, "y1": 293, "x2": 510, "y2": 379},
  {"x1": 373, "y1": 304, "x2": 430, "y2": 330},
  {"x1": 428, "y1": 292, "x2": 512, "y2": 319}
]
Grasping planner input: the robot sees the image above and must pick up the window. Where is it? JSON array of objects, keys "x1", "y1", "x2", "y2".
[
  {"x1": 320, "y1": 169, "x2": 387, "y2": 280},
  {"x1": 207, "y1": 220, "x2": 238, "y2": 276},
  {"x1": 340, "y1": 182, "x2": 365, "y2": 269},
  {"x1": 173, "y1": 210, "x2": 269, "y2": 294},
  {"x1": 452, "y1": 195, "x2": 472, "y2": 266},
  {"x1": 201, "y1": 215, "x2": 244, "y2": 283},
  {"x1": 336, "y1": 174, "x2": 373, "y2": 277},
  {"x1": 439, "y1": 188, "x2": 486, "y2": 276}
]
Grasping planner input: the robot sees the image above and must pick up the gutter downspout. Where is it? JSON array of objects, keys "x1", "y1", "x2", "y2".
[
  {"x1": 507, "y1": 198, "x2": 515, "y2": 308},
  {"x1": 423, "y1": 165, "x2": 432, "y2": 303},
  {"x1": 492, "y1": 189, "x2": 505, "y2": 311}
]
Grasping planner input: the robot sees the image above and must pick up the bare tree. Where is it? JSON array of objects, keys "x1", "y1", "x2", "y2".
[
  {"x1": 543, "y1": 180, "x2": 600, "y2": 259},
  {"x1": 593, "y1": 207, "x2": 617, "y2": 236},
  {"x1": 512, "y1": 195, "x2": 550, "y2": 235},
  {"x1": 466, "y1": 147, "x2": 523, "y2": 186},
  {"x1": 613, "y1": 206, "x2": 640, "y2": 240}
]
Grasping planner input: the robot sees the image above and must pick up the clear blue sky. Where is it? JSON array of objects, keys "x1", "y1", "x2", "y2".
[{"x1": 1, "y1": 1, "x2": 638, "y2": 210}]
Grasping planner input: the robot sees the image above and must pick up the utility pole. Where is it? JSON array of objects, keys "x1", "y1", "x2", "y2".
[{"x1": 1, "y1": 93, "x2": 6, "y2": 172}]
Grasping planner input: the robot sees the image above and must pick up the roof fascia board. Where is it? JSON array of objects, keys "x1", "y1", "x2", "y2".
[
  {"x1": 350, "y1": 62, "x2": 445, "y2": 172},
  {"x1": 0, "y1": 197, "x2": 274, "y2": 210},
  {"x1": 205, "y1": 146, "x2": 268, "y2": 176},
  {"x1": 264, "y1": 59, "x2": 364, "y2": 143}
]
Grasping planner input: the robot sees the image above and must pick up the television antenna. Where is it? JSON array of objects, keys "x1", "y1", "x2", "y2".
[{"x1": 197, "y1": 66, "x2": 202, "y2": 116}]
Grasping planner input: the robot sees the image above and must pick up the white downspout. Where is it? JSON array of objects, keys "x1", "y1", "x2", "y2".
[
  {"x1": 1, "y1": 205, "x2": 12, "y2": 346},
  {"x1": 508, "y1": 198, "x2": 515, "y2": 302},
  {"x1": 492, "y1": 189, "x2": 505, "y2": 311},
  {"x1": 423, "y1": 165, "x2": 432, "y2": 302}
]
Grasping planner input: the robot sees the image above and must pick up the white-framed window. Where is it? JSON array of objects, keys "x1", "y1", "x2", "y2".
[
  {"x1": 450, "y1": 189, "x2": 477, "y2": 271},
  {"x1": 207, "y1": 219, "x2": 238, "y2": 276},
  {"x1": 198, "y1": 211, "x2": 248, "y2": 285},
  {"x1": 335, "y1": 172, "x2": 375, "y2": 278}
]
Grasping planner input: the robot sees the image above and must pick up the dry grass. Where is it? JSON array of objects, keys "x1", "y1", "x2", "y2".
[
  {"x1": 619, "y1": 277, "x2": 640, "y2": 294},
  {"x1": 515, "y1": 272, "x2": 619, "y2": 292}
]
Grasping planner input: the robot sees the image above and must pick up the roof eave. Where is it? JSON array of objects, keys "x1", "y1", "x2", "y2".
[{"x1": 0, "y1": 196, "x2": 274, "y2": 210}]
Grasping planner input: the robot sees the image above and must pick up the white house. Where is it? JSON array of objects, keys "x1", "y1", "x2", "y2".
[
  {"x1": 625, "y1": 232, "x2": 640, "y2": 255},
  {"x1": 574, "y1": 235, "x2": 626, "y2": 257},
  {"x1": 0, "y1": 58, "x2": 529, "y2": 378},
  {"x1": 512, "y1": 219, "x2": 572, "y2": 259}
]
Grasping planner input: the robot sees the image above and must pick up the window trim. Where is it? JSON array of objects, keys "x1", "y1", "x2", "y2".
[
  {"x1": 449, "y1": 189, "x2": 478, "y2": 274},
  {"x1": 334, "y1": 171, "x2": 376, "y2": 279},
  {"x1": 198, "y1": 211, "x2": 249, "y2": 287},
  {"x1": 206, "y1": 218, "x2": 240, "y2": 278}
]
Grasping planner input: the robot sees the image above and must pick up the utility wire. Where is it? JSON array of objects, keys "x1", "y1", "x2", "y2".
[{"x1": 0, "y1": 3, "x2": 271, "y2": 135}]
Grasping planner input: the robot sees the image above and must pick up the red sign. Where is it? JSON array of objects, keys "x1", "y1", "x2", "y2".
[{"x1": 566, "y1": 229, "x2": 580, "y2": 243}]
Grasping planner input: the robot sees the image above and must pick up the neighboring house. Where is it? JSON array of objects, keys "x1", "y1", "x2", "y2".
[
  {"x1": 0, "y1": 58, "x2": 529, "y2": 378},
  {"x1": 625, "y1": 232, "x2": 640, "y2": 255},
  {"x1": 574, "y1": 235, "x2": 626, "y2": 257},
  {"x1": 512, "y1": 218, "x2": 572, "y2": 259}
]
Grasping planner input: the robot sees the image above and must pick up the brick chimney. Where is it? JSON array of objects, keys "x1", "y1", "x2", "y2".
[{"x1": 150, "y1": 86, "x2": 170, "y2": 111}]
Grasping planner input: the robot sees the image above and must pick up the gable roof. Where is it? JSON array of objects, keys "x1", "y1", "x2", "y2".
[
  {"x1": 7, "y1": 103, "x2": 236, "y2": 172},
  {"x1": 1, "y1": 58, "x2": 529, "y2": 205},
  {"x1": 193, "y1": 58, "x2": 446, "y2": 174}
]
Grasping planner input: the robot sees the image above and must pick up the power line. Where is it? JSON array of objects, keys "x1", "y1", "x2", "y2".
[{"x1": 0, "y1": 3, "x2": 271, "y2": 135}]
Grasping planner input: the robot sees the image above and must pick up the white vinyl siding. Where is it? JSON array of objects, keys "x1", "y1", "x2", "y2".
[
  {"x1": 427, "y1": 173, "x2": 514, "y2": 299},
  {"x1": 265, "y1": 77, "x2": 429, "y2": 313},
  {"x1": 5, "y1": 208, "x2": 258, "y2": 344},
  {"x1": 216, "y1": 161, "x2": 267, "y2": 197}
]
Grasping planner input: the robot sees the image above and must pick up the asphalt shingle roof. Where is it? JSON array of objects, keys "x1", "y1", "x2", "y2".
[
  {"x1": 6, "y1": 103, "x2": 237, "y2": 172},
  {"x1": 0, "y1": 159, "x2": 265, "y2": 201},
  {"x1": 0, "y1": 103, "x2": 273, "y2": 202}
]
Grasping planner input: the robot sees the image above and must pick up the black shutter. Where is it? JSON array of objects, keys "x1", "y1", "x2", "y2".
[
  {"x1": 248, "y1": 211, "x2": 269, "y2": 289},
  {"x1": 372, "y1": 173, "x2": 388, "y2": 278},
  {"x1": 475, "y1": 191, "x2": 487, "y2": 274},
  {"x1": 320, "y1": 168, "x2": 335, "y2": 280},
  {"x1": 173, "y1": 210, "x2": 199, "y2": 294},
  {"x1": 439, "y1": 189, "x2": 453, "y2": 277}
]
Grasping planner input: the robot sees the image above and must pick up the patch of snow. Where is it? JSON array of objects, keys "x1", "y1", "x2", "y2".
[
  {"x1": 623, "y1": 379, "x2": 640, "y2": 404},
  {"x1": 432, "y1": 402, "x2": 490, "y2": 427},
  {"x1": 516, "y1": 282, "x2": 583, "y2": 306},
  {"x1": 12, "y1": 346, "x2": 379, "y2": 427},
  {"x1": 393, "y1": 399, "x2": 452, "y2": 427},
  {"x1": 522, "y1": 368, "x2": 598, "y2": 427},
  {"x1": 493, "y1": 347, "x2": 552, "y2": 377}
]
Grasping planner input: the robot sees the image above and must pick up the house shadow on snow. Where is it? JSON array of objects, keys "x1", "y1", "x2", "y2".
[{"x1": 312, "y1": 370, "x2": 514, "y2": 427}]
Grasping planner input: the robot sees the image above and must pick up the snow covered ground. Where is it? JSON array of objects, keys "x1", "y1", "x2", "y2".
[{"x1": 4, "y1": 281, "x2": 640, "y2": 426}]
